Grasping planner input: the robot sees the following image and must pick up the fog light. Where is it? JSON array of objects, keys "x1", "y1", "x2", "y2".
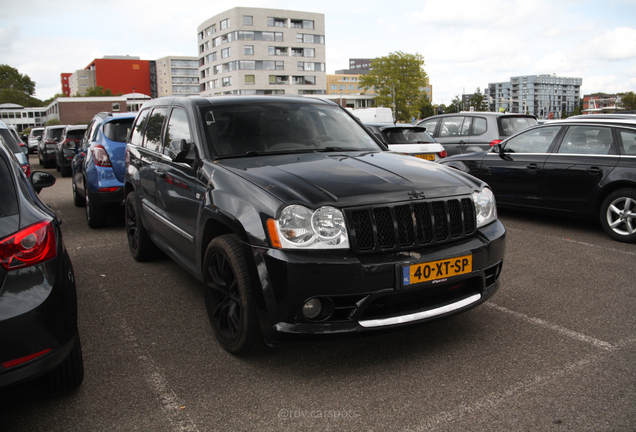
[{"x1": 302, "y1": 298, "x2": 322, "y2": 320}]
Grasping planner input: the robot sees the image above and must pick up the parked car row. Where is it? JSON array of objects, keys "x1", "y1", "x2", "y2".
[{"x1": 0, "y1": 134, "x2": 84, "y2": 392}]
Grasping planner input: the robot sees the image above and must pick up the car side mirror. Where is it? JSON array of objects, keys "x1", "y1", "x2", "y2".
[
  {"x1": 491, "y1": 144, "x2": 503, "y2": 153},
  {"x1": 20, "y1": 145, "x2": 28, "y2": 155},
  {"x1": 168, "y1": 139, "x2": 193, "y2": 162},
  {"x1": 37, "y1": 136, "x2": 42, "y2": 141},
  {"x1": 31, "y1": 171, "x2": 56, "y2": 193}
]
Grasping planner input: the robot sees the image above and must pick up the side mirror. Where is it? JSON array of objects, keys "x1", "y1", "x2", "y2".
[
  {"x1": 491, "y1": 144, "x2": 503, "y2": 153},
  {"x1": 168, "y1": 139, "x2": 193, "y2": 162},
  {"x1": 37, "y1": 136, "x2": 42, "y2": 141},
  {"x1": 20, "y1": 145, "x2": 28, "y2": 155},
  {"x1": 31, "y1": 171, "x2": 56, "y2": 193}
]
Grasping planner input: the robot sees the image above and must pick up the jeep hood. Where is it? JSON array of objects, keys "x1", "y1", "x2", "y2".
[{"x1": 218, "y1": 151, "x2": 481, "y2": 207}]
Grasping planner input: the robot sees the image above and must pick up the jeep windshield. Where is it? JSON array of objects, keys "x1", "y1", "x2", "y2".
[{"x1": 200, "y1": 102, "x2": 382, "y2": 158}]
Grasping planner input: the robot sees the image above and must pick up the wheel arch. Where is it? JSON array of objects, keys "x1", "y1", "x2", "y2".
[{"x1": 594, "y1": 181, "x2": 636, "y2": 219}]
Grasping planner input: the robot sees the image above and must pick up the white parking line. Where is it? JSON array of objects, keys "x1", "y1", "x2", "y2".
[
  {"x1": 485, "y1": 302, "x2": 616, "y2": 351},
  {"x1": 97, "y1": 284, "x2": 200, "y2": 432}
]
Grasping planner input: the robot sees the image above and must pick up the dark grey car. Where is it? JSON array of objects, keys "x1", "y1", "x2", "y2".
[{"x1": 418, "y1": 112, "x2": 537, "y2": 156}]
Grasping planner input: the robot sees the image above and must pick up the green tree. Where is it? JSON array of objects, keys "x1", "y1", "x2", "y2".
[
  {"x1": 359, "y1": 51, "x2": 429, "y2": 122},
  {"x1": 443, "y1": 95, "x2": 463, "y2": 114},
  {"x1": 618, "y1": 91, "x2": 636, "y2": 110},
  {"x1": 415, "y1": 93, "x2": 435, "y2": 119},
  {"x1": 468, "y1": 87, "x2": 488, "y2": 112},
  {"x1": 76, "y1": 86, "x2": 115, "y2": 97},
  {"x1": 45, "y1": 119, "x2": 62, "y2": 126},
  {"x1": 0, "y1": 64, "x2": 44, "y2": 107},
  {"x1": 42, "y1": 93, "x2": 67, "y2": 106}
]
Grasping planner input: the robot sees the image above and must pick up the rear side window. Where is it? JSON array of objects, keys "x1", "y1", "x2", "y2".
[
  {"x1": 143, "y1": 108, "x2": 168, "y2": 152},
  {"x1": 164, "y1": 108, "x2": 193, "y2": 151},
  {"x1": 0, "y1": 155, "x2": 18, "y2": 217},
  {"x1": 558, "y1": 126, "x2": 614, "y2": 155},
  {"x1": 418, "y1": 119, "x2": 438, "y2": 137},
  {"x1": 130, "y1": 109, "x2": 150, "y2": 146},
  {"x1": 31, "y1": 129, "x2": 44, "y2": 138},
  {"x1": 102, "y1": 119, "x2": 134, "y2": 142},
  {"x1": 439, "y1": 117, "x2": 470, "y2": 137},
  {"x1": 46, "y1": 127, "x2": 64, "y2": 140},
  {"x1": 499, "y1": 117, "x2": 538, "y2": 137},
  {"x1": 619, "y1": 129, "x2": 636, "y2": 155},
  {"x1": 472, "y1": 117, "x2": 487, "y2": 135},
  {"x1": 0, "y1": 129, "x2": 19, "y2": 152},
  {"x1": 67, "y1": 130, "x2": 85, "y2": 140}
]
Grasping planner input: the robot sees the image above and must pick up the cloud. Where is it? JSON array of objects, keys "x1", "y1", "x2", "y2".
[{"x1": 586, "y1": 27, "x2": 636, "y2": 61}]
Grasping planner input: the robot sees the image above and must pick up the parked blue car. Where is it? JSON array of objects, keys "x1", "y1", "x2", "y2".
[{"x1": 71, "y1": 112, "x2": 136, "y2": 228}]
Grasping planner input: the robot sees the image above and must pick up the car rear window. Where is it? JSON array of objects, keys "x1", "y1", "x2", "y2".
[
  {"x1": 383, "y1": 128, "x2": 435, "y2": 144},
  {"x1": 67, "y1": 130, "x2": 86, "y2": 140},
  {"x1": 46, "y1": 127, "x2": 65, "y2": 140},
  {"x1": 0, "y1": 155, "x2": 18, "y2": 217},
  {"x1": 31, "y1": 129, "x2": 44, "y2": 137},
  {"x1": 499, "y1": 117, "x2": 538, "y2": 137},
  {"x1": 103, "y1": 119, "x2": 134, "y2": 142}
]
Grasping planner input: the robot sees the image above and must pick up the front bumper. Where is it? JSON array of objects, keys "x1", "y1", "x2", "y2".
[{"x1": 250, "y1": 220, "x2": 506, "y2": 344}]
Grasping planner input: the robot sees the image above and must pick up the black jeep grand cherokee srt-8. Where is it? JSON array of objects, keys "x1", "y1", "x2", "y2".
[{"x1": 124, "y1": 96, "x2": 506, "y2": 355}]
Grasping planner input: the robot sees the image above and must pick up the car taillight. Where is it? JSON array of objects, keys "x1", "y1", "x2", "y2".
[
  {"x1": 490, "y1": 140, "x2": 503, "y2": 146},
  {"x1": 439, "y1": 150, "x2": 448, "y2": 158},
  {"x1": 21, "y1": 163, "x2": 31, "y2": 177},
  {"x1": 0, "y1": 220, "x2": 57, "y2": 270},
  {"x1": 92, "y1": 145, "x2": 112, "y2": 167}
]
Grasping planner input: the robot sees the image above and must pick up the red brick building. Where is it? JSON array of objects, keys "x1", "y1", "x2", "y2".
[
  {"x1": 60, "y1": 73, "x2": 72, "y2": 97},
  {"x1": 44, "y1": 97, "x2": 128, "y2": 125}
]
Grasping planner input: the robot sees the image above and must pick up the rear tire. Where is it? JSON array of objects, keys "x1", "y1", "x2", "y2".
[
  {"x1": 600, "y1": 188, "x2": 636, "y2": 243},
  {"x1": 85, "y1": 180, "x2": 106, "y2": 228},
  {"x1": 42, "y1": 335, "x2": 84, "y2": 392},
  {"x1": 61, "y1": 165, "x2": 71, "y2": 177},
  {"x1": 125, "y1": 192, "x2": 161, "y2": 261},
  {"x1": 203, "y1": 235, "x2": 264, "y2": 355}
]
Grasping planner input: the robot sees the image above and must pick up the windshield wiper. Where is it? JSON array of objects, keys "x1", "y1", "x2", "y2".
[{"x1": 313, "y1": 146, "x2": 358, "y2": 152}]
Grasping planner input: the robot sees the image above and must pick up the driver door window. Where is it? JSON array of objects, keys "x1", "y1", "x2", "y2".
[{"x1": 504, "y1": 126, "x2": 561, "y2": 153}]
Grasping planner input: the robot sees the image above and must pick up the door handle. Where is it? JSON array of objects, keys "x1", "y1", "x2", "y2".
[
  {"x1": 527, "y1": 163, "x2": 540, "y2": 170},
  {"x1": 587, "y1": 167, "x2": 602, "y2": 175},
  {"x1": 155, "y1": 168, "x2": 167, "y2": 178}
]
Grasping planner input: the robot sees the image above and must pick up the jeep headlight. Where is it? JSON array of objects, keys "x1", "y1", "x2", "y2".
[
  {"x1": 472, "y1": 187, "x2": 497, "y2": 228},
  {"x1": 268, "y1": 205, "x2": 349, "y2": 249}
]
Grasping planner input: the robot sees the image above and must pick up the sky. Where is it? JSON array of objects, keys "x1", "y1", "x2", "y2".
[{"x1": 1, "y1": 0, "x2": 635, "y2": 105}]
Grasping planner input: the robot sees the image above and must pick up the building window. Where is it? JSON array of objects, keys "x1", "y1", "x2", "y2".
[
  {"x1": 220, "y1": 19, "x2": 230, "y2": 30},
  {"x1": 267, "y1": 17, "x2": 286, "y2": 27},
  {"x1": 244, "y1": 45, "x2": 254, "y2": 55},
  {"x1": 222, "y1": 77, "x2": 232, "y2": 87},
  {"x1": 112, "y1": 103, "x2": 120, "y2": 112},
  {"x1": 268, "y1": 47, "x2": 288, "y2": 56},
  {"x1": 296, "y1": 34, "x2": 324, "y2": 44},
  {"x1": 348, "y1": 85, "x2": 355, "y2": 91},
  {"x1": 293, "y1": 76, "x2": 315, "y2": 85},
  {"x1": 330, "y1": 84, "x2": 337, "y2": 90},
  {"x1": 221, "y1": 48, "x2": 231, "y2": 58},
  {"x1": 290, "y1": 19, "x2": 314, "y2": 29},
  {"x1": 245, "y1": 75, "x2": 255, "y2": 85},
  {"x1": 339, "y1": 85, "x2": 345, "y2": 90},
  {"x1": 243, "y1": 16, "x2": 253, "y2": 26},
  {"x1": 269, "y1": 75, "x2": 289, "y2": 85}
]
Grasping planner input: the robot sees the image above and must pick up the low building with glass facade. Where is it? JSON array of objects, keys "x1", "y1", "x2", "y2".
[{"x1": 197, "y1": 7, "x2": 326, "y2": 96}]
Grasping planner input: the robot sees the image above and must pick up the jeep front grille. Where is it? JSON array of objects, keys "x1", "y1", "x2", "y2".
[{"x1": 345, "y1": 197, "x2": 476, "y2": 254}]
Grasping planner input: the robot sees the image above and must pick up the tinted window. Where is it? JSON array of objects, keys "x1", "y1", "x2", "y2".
[
  {"x1": 130, "y1": 109, "x2": 150, "y2": 146},
  {"x1": 0, "y1": 129, "x2": 19, "y2": 152},
  {"x1": 0, "y1": 155, "x2": 18, "y2": 217},
  {"x1": 201, "y1": 103, "x2": 379, "y2": 157},
  {"x1": 383, "y1": 128, "x2": 435, "y2": 144},
  {"x1": 143, "y1": 108, "x2": 168, "y2": 152},
  {"x1": 46, "y1": 127, "x2": 64, "y2": 140},
  {"x1": 67, "y1": 129, "x2": 86, "y2": 140},
  {"x1": 504, "y1": 126, "x2": 561, "y2": 153},
  {"x1": 31, "y1": 129, "x2": 44, "y2": 138},
  {"x1": 164, "y1": 108, "x2": 192, "y2": 152},
  {"x1": 499, "y1": 117, "x2": 538, "y2": 137},
  {"x1": 558, "y1": 126, "x2": 613, "y2": 155},
  {"x1": 473, "y1": 117, "x2": 487, "y2": 135},
  {"x1": 619, "y1": 129, "x2": 636, "y2": 155},
  {"x1": 102, "y1": 119, "x2": 134, "y2": 142}
]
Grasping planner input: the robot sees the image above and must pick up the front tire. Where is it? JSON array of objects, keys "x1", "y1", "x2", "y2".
[
  {"x1": 125, "y1": 192, "x2": 161, "y2": 261},
  {"x1": 203, "y1": 235, "x2": 264, "y2": 355},
  {"x1": 600, "y1": 188, "x2": 636, "y2": 243}
]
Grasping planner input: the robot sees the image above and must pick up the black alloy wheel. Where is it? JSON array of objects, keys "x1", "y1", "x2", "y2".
[
  {"x1": 125, "y1": 192, "x2": 160, "y2": 261},
  {"x1": 600, "y1": 188, "x2": 636, "y2": 243},
  {"x1": 203, "y1": 235, "x2": 263, "y2": 355}
]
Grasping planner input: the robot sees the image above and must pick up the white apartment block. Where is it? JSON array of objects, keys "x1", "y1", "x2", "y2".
[
  {"x1": 156, "y1": 56, "x2": 200, "y2": 97},
  {"x1": 197, "y1": 7, "x2": 326, "y2": 96}
]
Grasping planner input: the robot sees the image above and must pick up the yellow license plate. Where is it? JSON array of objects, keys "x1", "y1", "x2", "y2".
[
  {"x1": 403, "y1": 255, "x2": 472, "y2": 286},
  {"x1": 415, "y1": 154, "x2": 435, "y2": 161}
]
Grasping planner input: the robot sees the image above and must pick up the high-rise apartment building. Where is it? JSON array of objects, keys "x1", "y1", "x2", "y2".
[
  {"x1": 197, "y1": 7, "x2": 326, "y2": 96},
  {"x1": 488, "y1": 74, "x2": 582, "y2": 118},
  {"x1": 156, "y1": 56, "x2": 200, "y2": 97}
]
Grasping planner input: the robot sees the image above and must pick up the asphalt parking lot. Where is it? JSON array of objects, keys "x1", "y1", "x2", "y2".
[{"x1": 1, "y1": 155, "x2": 634, "y2": 431}]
